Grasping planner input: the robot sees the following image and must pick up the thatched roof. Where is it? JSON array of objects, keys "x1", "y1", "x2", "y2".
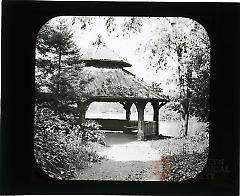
[
  {"x1": 38, "y1": 44, "x2": 168, "y2": 103},
  {"x1": 80, "y1": 44, "x2": 132, "y2": 68},
  {"x1": 78, "y1": 66, "x2": 168, "y2": 102},
  {"x1": 59, "y1": 44, "x2": 169, "y2": 102}
]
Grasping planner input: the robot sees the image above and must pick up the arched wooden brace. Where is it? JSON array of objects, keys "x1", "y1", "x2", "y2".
[
  {"x1": 135, "y1": 100, "x2": 147, "y2": 140},
  {"x1": 151, "y1": 101, "x2": 168, "y2": 135},
  {"x1": 119, "y1": 101, "x2": 133, "y2": 125},
  {"x1": 77, "y1": 100, "x2": 92, "y2": 126}
]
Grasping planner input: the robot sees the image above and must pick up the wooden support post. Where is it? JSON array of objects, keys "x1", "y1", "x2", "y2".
[
  {"x1": 151, "y1": 101, "x2": 167, "y2": 135},
  {"x1": 77, "y1": 100, "x2": 91, "y2": 126},
  {"x1": 125, "y1": 106, "x2": 131, "y2": 123},
  {"x1": 136, "y1": 101, "x2": 147, "y2": 140},
  {"x1": 119, "y1": 101, "x2": 133, "y2": 128},
  {"x1": 123, "y1": 102, "x2": 132, "y2": 125},
  {"x1": 152, "y1": 102, "x2": 160, "y2": 135}
]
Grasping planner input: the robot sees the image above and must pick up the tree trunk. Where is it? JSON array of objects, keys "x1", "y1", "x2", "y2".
[
  {"x1": 179, "y1": 99, "x2": 190, "y2": 137},
  {"x1": 54, "y1": 51, "x2": 62, "y2": 114},
  {"x1": 57, "y1": 50, "x2": 62, "y2": 95}
]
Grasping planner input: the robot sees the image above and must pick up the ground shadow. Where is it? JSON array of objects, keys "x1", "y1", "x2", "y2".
[
  {"x1": 104, "y1": 132, "x2": 138, "y2": 145},
  {"x1": 103, "y1": 131, "x2": 174, "y2": 146},
  {"x1": 146, "y1": 134, "x2": 174, "y2": 141}
]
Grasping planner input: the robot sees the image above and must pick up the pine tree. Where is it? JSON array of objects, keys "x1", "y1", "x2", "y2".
[{"x1": 36, "y1": 18, "x2": 81, "y2": 113}]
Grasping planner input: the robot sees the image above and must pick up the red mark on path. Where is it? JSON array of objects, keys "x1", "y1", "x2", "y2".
[{"x1": 152, "y1": 156, "x2": 175, "y2": 181}]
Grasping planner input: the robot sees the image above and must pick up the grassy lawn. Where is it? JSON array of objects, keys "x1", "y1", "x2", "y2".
[
  {"x1": 150, "y1": 130, "x2": 209, "y2": 181},
  {"x1": 151, "y1": 150, "x2": 208, "y2": 181}
]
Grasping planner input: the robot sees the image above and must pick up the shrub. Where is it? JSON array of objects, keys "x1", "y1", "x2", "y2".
[
  {"x1": 189, "y1": 127, "x2": 209, "y2": 144},
  {"x1": 81, "y1": 143, "x2": 105, "y2": 162},
  {"x1": 81, "y1": 120, "x2": 106, "y2": 145},
  {"x1": 34, "y1": 104, "x2": 106, "y2": 180},
  {"x1": 34, "y1": 128, "x2": 79, "y2": 179}
]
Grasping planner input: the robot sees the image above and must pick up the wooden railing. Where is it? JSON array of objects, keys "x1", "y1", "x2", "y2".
[
  {"x1": 87, "y1": 118, "x2": 157, "y2": 136},
  {"x1": 123, "y1": 121, "x2": 156, "y2": 136},
  {"x1": 144, "y1": 121, "x2": 156, "y2": 136}
]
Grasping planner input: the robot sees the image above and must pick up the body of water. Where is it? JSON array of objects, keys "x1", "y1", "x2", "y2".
[{"x1": 86, "y1": 112, "x2": 207, "y2": 137}]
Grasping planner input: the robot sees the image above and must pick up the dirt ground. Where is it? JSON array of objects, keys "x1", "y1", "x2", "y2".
[{"x1": 77, "y1": 132, "x2": 169, "y2": 181}]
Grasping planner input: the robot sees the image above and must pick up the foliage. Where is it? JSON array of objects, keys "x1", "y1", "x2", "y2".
[
  {"x1": 81, "y1": 120, "x2": 106, "y2": 146},
  {"x1": 151, "y1": 126, "x2": 209, "y2": 181},
  {"x1": 36, "y1": 18, "x2": 90, "y2": 111},
  {"x1": 159, "y1": 102, "x2": 180, "y2": 121},
  {"x1": 157, "y1": 150, "x2": 208, "y2": 181},
  {"x1": 36, "y1": 18, "x2": 80, "y2": 96},
  {"x1": 56, "y1": 64, "x2": 95, "y2": 105},
  {"x1": 35, "y1": 18, "x2": 107, "y2": 180},
  {"x1": 151, "y1": 82, "x2": 163, "y2": 93},
  {"x1": 122, "y1": 17, "x2": 144, "y2": 36},
  {"x1": 138, "y1": 18, "x2": 210, "y2": 135},
  {"x1": 37, "y1": 19, "x2": 80, "y2": 58},
  {"x1": 34, "y1": 104, "x2": 105, "y2": 180},
  {"x1": 189, "y1": 65, "x2": 210, "y2": 122},
  {"x1": 71, "y1": 16, "x2": 95, "y2": 30},
  {"x1": 34, "y1": 104, "x2": 81, "y2": 180}
]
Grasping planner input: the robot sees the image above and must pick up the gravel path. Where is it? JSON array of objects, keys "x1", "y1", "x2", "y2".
[
  {"x1": 76, "y1": 132, "x2": 208, "y2": 181},
  {"x1": 77, "y1": 132, "x2": 163, "y2": 181}
]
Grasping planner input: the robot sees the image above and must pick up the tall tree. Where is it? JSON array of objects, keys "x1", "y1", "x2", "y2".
[
  {"x1": 189, "y1": 58, "x2": 210, "y2": 123},
  {"x1": 138, "y1": 18, "x2": 210, "y2": 136},
  {"x1": 36, "y1": 18, "x2": 81, "y2": 110}
]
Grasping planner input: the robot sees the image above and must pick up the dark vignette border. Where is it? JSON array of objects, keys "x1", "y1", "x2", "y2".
[{"x1": 1, "y1": 1, "x2": 239, "y2": 195}]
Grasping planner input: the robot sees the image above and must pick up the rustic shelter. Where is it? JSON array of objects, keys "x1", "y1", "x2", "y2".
[{"x1": 77, "y1": 44, "x2": 169, "y2": 140}]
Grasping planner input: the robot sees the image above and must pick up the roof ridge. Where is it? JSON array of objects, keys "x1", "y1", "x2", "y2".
[{"x1": 80, "y1": 44, "x2": 132, "y2": 67}]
